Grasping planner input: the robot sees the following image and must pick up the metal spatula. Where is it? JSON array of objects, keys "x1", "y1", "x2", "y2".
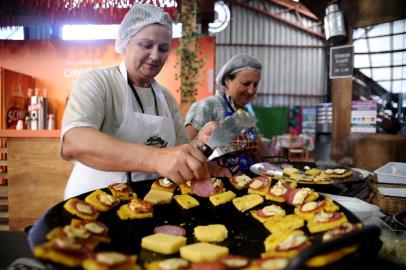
[
  {"x1": 198, "y1": 117, "x2": 242, "y2": 157},
  {"x1": 198, "y1": 110, "x2": 258, "y2": 158},
  {"x1": 233, "y1": 109, "x2": 257, "y2": 128}
]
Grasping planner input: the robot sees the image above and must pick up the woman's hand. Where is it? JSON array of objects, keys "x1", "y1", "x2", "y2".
[
  {"x1": 154, "y1": 144, "x2": 210, "y2": 185},
  {"x1": 208, "y1": 162, "x2": 231, "y2": 178},
  {"x1": 197, "y1": 121, "x2": 219, "y2": 145}
]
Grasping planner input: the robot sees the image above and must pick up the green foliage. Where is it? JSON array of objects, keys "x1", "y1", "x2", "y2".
[{"x1": 174, "y1": 0, "x2": 205, "y2": 103}]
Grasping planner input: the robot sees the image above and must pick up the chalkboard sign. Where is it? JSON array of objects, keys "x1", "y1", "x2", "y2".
[{"x1": 329, "y1": 45, "x2": 354, "y2": 79}]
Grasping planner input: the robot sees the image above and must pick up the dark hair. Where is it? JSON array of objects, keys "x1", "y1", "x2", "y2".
[{"x1": 222, "y1": 73, "x2": 236, "y2": 86}]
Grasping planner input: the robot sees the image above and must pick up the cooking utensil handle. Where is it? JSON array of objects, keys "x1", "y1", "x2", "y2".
[
  {"x1": 284, "y1": 225, "x2": 381, "y2": 270},
  {"x1": 197, "y1": 144, "x2": 214, "y2": 158}
]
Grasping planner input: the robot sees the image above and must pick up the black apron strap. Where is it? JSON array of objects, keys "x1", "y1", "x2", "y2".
[
  {"x1": 126, "y1": 77, "x2": 159, "y2": 182},
  {"x1": 127, "y1": 77, "x2": 159, "y2": 116}
]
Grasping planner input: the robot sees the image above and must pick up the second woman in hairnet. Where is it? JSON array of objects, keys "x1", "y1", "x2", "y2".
[
  {"x1": 185, "y1": 54, "x2": 271, "y2": 175},
  {"x1": 61, "y1": 3, "x2": 228, "y2": 199}
]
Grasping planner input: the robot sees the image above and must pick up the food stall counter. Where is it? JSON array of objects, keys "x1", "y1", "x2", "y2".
[
  {"x1": 0, "y1": 129, "x2": 61, "y2": 138},
  {"x1": 0, "y1": 129, "x2": 73, "y2": 231}
]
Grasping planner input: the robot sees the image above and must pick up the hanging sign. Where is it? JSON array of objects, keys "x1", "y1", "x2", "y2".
[{"x1": 329, "y1": 44, "x2": 353, "y2": 79}]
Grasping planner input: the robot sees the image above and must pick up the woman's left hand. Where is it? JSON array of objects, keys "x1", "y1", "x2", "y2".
[
  {"x1": 208, "y1": 162, "x2": 231, "y2": 177},
  {"x1": 197, "y1": 121, "x2": 219, "y2": 145}
]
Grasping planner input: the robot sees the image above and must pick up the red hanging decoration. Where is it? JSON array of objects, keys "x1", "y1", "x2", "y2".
[{"x1": 0, "y1": 0, "x2": 180, "y2": 28}]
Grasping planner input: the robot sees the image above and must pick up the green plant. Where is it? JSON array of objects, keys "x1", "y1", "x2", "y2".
[{"x1": 175, "y1": 0, "x2": 205, "y2": 109}]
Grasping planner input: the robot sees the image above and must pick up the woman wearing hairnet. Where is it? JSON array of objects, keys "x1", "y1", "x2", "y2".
[
  {"x1": 185, "y1": 54, "x2": 271, "y2": 174},
  {"x1": 61, "y1": 3, "x2": 227, "y2": 199}
]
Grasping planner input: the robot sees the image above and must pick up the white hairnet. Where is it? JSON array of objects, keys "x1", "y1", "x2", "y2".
[
  {"x1": 215, "y1": 54, "x2": 262, "y2": 93},
  {"x1": 115, "y1": 3, "x2": 173, "y2": 54}
]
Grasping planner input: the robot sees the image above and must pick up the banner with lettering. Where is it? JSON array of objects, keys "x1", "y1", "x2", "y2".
[
  {"x1": 0, "y1": 37, "x2": 215, "y2": 129},
  {"x1": 1, "y1": 69, "x2": 34, "y2": 129}
]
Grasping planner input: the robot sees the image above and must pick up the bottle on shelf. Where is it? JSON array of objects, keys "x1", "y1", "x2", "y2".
[{"x1": 47, "y1": 114, "x2": 55, "y2": 130}]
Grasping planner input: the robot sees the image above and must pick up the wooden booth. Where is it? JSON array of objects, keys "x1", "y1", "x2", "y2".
[{"x1": 0, "y1": 37, "x2": 215, "y2": 231}]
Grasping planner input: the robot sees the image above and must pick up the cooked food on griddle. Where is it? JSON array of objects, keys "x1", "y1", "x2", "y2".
[
  {"x1": 193, "y1": 224, "x2": 228, "y2": 243},
  {"x1": 174, "y1": 194, "x2": 200, "y2": 209},
  {"x1": 307, "y1": 210, "x2": 348, "y2": 233},
  {"x1": 250, "y1": 204, "x2": 286, "y2": 223},
  {"x1": 179, "y1": 242, "x2": 229, "y2": 263},
  {"x1": 117, "y1": 198, "x2": 153, "y2": 220},
  {"x1": 144, "y1": 189, "x2": 174, "y2": 205},
  {"x1": 151, "y1": 178, "x2": 177, "y2": 193},
  {"x1": 141, "y1": 233, "x2": 187, "y2": 255},
  {"x1": 248, "y1": 176, "x2": 272, "y2": 196},
  {"x1": 63, "y1": 198, "x2": 100, "y2": 220},
  {"x1": 108, "y1": 183, "x2": 137, "y2": 201},
  {"x1": 33, "y1": 171, "x2": 366, "y2": 269},
  {"x1": 232, "y1": 194, "x2": 264, "y2": 212},
  {"x1": 85, "y1": 189, "x2": 120, "y2": 212},
  {"x1": 230, "y1": 174, "x2": 253, "y2": 190},
  {"x1": 209, "y1": 190, "x2": 236, "y2": 206},
  {"x1": 82, "y1": 251, "x2": 139, "y2": 270}
]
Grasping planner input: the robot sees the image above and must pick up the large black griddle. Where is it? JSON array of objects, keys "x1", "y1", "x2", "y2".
[{"x1": 28, "y1": 178, "x2": 380, "y2": 270}]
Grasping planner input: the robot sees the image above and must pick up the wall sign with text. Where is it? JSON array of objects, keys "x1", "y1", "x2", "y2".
[{"x1": 329, "y1": 45, "x2": 354, "y2": 79}]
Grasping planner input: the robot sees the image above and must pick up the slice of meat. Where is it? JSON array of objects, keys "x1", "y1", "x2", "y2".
[
  {"x1": 154, "y1": 225, "x2": 186, "y2": 237},
  {"x1": 191, "y1": 261, "x2": 225, "y2": 270},
  {"x1": 191, "y1": 178, "x2": 216, "y2": 197}
]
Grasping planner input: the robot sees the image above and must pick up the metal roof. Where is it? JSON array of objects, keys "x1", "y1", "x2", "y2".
[{"x1": 213, "y1": 0, "x2": 327, "y2": 107}]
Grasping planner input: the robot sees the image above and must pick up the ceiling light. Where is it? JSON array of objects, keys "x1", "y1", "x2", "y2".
[{"x1": 324, "y1": 3, "x2": 347, "y2": 44}]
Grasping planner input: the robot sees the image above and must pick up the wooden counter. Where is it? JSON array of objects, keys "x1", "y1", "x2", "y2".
[
  {"x1": 0, "y1": 130, "x2": 73, "y2": 231},
  {"x1": 0, "y1": 130, "x2": 61, "y2": 138},
  {"x1": 349, "y1": 133, "x2": 406, "y2": 171}
]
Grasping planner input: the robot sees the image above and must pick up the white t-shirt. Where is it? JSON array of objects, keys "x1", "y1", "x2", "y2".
[{"x1": 61, "y1": 65, "x2": 189, "y2": 144}]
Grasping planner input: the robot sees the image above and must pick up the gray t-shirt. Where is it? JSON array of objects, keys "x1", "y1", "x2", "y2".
[
  {"x1": 62, "y1": 65, "x2": 189, "y2": 144},
  {"x1": 185, "y1": 93, "x2": 238, "y2": 130}
]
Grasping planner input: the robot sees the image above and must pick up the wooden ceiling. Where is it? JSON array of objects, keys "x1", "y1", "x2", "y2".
[{"x1": 300, "y1": 0, "x2": 406, "y2": 29}]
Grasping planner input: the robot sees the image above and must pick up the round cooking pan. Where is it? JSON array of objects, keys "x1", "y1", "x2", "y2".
[
  {"x1": 393, "y1": 210, "x2": 406, "y2": 230},
  {"x1": 254, "y1": 159, "x2": 367, "y2": 195},
  {"x1": 28, "y1": 178, "x2": 380, "y2": 270}
]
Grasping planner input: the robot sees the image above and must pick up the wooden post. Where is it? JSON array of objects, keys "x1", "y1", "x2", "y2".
[
  {"x1": 331, "y1": 8, "x2": 353, "y2": 162},
  {"x1": 331, "y1": 76, "x2": 352, "y2": 161}
]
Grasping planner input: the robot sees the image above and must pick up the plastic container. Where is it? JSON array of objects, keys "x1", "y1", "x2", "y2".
[
  {"x1": 47, "y1": 114, "x2": 55, "y2": 130},
  {"x1": 377, "y1": 187, "x2": 406, "y2": 197},
  {"x1": 374, "y1": 162, "x2": 406, "y2": 184}
]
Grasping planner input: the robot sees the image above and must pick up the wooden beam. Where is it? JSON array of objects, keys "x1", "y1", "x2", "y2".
[
  {"x1": 231, "y1": 0, "x2": 325, "y2": 39},
  {"x1": 301, "y1": 0, "x2": 406, "y2": 29},
  {"x1": 347, "y1": 0, "x2": 406, "y2": 28},
  {"x1": 268, "y1": 0, "x2": 319, "y2": 20}
]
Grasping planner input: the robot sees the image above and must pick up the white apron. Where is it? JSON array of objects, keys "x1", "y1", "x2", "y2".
[{"x1": 64, "y1": 64, "x2": 176, "y2": 199}]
